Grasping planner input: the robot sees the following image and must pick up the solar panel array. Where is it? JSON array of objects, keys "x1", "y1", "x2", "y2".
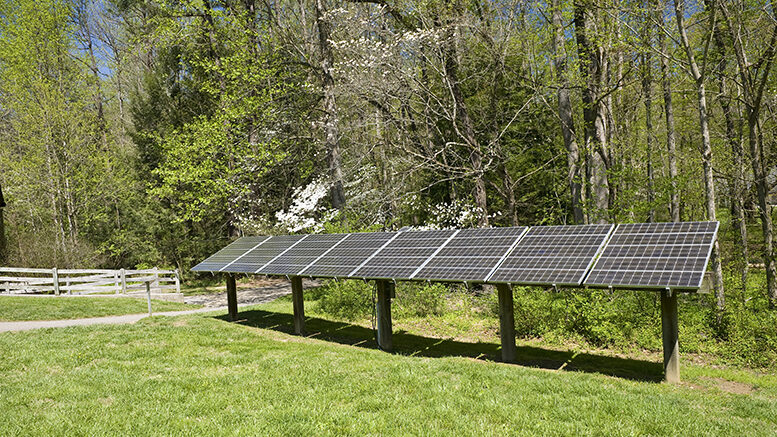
[
  {"x1": 583, "y1": 221, "x2": 718, "y2": 289},
  {"x1": 192, "y1": 221, "x2": 719, "y2": 290}
]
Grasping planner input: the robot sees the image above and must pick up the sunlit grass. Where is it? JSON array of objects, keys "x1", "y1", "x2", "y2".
[
  {"x1": 1, "y1": 303, "x2": 775, "y2": 436},
  {"x1": 0, "y1": 296, "x2": 200, "y2": 321}
]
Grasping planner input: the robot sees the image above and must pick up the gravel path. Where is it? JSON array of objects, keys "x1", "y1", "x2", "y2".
[
  {"x1": 0, "y1": 278, "x2": 315, "y2": 333},
  {"x1": 183, "y1": 278, "x2": 319, "y2": 307}
]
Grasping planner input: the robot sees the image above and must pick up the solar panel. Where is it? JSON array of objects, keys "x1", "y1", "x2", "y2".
[
  {"x1": 350, "y1": 229, "x2": 456, "y2": 279},
  {"x1": 191, "y1": 236, "x2": 270, "y2": 272},
  {"x1": 301, "y1": 231, "x2": 400, "y2": 278},
  {"x1": 257, "y1": 234, "x2": 349, "y2": 276},
  {"x1": 223, "y1": 235, "x2": 306, "y2": 273},
  {"x1": 488, "y1": 224, "x2": 613, "y2": 285},
  {"x1": 411, "y1": 227, "x2": 528, "y2": 282},
  {"x1": 583, "y1": 221, "x2": 719, "y2": 289}
]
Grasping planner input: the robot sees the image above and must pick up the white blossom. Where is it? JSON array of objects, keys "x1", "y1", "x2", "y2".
[{"x1": 275, "y1": 178, "x2": 332, "y2": 232}]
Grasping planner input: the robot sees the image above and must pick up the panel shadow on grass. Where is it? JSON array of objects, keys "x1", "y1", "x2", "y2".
[{"x1": 216, "y1": 309, "x2": 663, "y2": 383}]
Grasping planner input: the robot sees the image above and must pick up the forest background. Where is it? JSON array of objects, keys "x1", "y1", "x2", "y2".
[{"x1": 0, "y1": 0, "x2": 776, "y2": 367}]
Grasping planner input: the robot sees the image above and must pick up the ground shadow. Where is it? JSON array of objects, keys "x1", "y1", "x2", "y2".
[{"x1": 216, "y1": 309, "x2": 663, "y2": 383}]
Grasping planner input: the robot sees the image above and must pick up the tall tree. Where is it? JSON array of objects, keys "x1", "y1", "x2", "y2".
[
  {"x1": 673, "y1": 0, "x2": 725, "y2": 315},
  {"x1": 720, "y1": 2, "x2": 777, "y2": 307},
  {"x1": 641, "y1": 4, "x2": 655, "y2": 222},
  {"x1": 574, "y1": 0, "x2": 610, "y2": 223},
  {"x1": 315, "y1": 0, "x2": 347, "y2": 210},
  {"x1": 439, "y1": 1, "x2": 490, "y2": 227},
  {"x1": 551, "y1": 0, "x2": 585, "y2": 224},
  {"x1": 656, "y1": 0, "x2": 680, "y2": 222},
  {"x1": 710, "y1": 5, "x2": 748, "y2": 296}
]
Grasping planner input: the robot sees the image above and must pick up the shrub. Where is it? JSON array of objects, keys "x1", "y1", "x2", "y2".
[
  {"x1": 318, "y1": 280, "x2": 373, "y2": 321},
  {"x1": 395, "y1": 282, "x2": 448, "y2": 317}
]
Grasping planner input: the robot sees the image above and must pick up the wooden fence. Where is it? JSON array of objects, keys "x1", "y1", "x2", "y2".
[{"x1": 0, "y1": 267, "x2": 181, "y2": 296}]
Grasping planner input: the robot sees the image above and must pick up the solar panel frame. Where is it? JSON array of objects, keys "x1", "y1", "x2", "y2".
[
  {"x1": 583, "y1": 221, "x2": 719, "y2": 290},
  {"x1": 486, "y1": 224, "x2": 613, "y2": 286}
]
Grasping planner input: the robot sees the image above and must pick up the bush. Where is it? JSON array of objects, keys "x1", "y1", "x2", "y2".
[
  {"x1": 394, "y1": 282, "x2": 448, "y2": 317},
  {"x1": 318, "y1": 280, "x2": 373, "y2": 321},
  {"x1": 723, "y1": 307, "x2": 777, "y2": 368}
]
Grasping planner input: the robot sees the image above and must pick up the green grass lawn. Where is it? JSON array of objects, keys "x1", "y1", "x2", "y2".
[
  {"x1": 1, "y1": 300, "x2": 775, "y2": 436},
  {"x1": 0, "y1": 296, "x2": 200, "y2": 321}
]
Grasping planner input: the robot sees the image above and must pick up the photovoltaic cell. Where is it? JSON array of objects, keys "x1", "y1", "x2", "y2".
[
  {"x1": 583, "y1": 221, "x2": 718, "y2": 289},
  {"x1": 488, "y1": 224, "x2": 613, "y2": 285},
  {"x1": 411, "y1": 227, "x2": 528, "y2": 282},
  {"x1": 257, "y1": 234, "x2": 348, "y2": 276},
  {"x1": 302, "y1": 232, "x2": 399, "y2": 278},
  {"x1": 191, "y1": 237, "x2": 269, "y2": 272},
  {"x1": 351, "y1": 230, "x2": 455, "y2": 279}
]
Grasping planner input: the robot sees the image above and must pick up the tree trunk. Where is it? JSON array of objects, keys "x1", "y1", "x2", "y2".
[
  {"x1": 441, "y1": 12, "x2": 489, "y2": 227},
  {"x1": 721, "y1": 3, "x2": 777, "y2": 306},
  {"x1": 712, "y1": 21, "x2": 749, "y2": 296},
  {"x1": 315, "y1": 0, "x2": 346, "y2": 210},
  {"x1": 673, "y1": 0, "x2": 724, "y2": 315},
  {"x1": 749, "y1": 118, "x2": 777, "y2": 306},
  {"x1": 245, "y1": 0, "x2": 261, "y2": 147},
  {"x1": 574, "y1": 0, "x2": 610, "y2": 223},
  {"x1": 500, "y1": 163, "x2": 519, "y2": 226},
  {"x1": 656, "y1": 1, "x2": 679, "y2": 222},
  {"x1": 641, "y1": 31, "x2": 655, "y2": 222},
  {"x1": 552, "y1": 0, "x2": 585, "y2": 224}
]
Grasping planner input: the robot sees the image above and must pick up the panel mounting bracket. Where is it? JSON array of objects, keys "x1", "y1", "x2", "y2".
[
  {"x1": 552, "y1": 283, "x2": 559, "y2": 293},
  {"x1": 665, "y1": 287, "x2": 672, "y2": 298}
]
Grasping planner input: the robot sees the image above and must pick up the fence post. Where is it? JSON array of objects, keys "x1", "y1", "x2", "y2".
[
  {"x1": 174, "y1": 269, "x2": 181, "y2": 293},
  {"x1": 146, "y1": 281, "x2": 152, "y2": 316},
  {"x1": 52, "y1": 268, "x2": 60, "y2": 296},
  {"x1": 114, "y1": 271, "x2": 120, "y2": 294},
  {"x1": 153, "y1": 267, "x2": 159, "y2": 293},
  {"x1": 66, "y1": 278, "x2": 71, "y2": 295},
  {"x1": 121, "y1": 268, "x2": 127, "y2": 294}
]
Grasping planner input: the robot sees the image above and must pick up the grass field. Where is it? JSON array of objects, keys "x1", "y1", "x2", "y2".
[
  {"x1": 1, "y1": 299, "x2": 776, "y2": 436},
  {"x1": 0, "y1": 296, "x2": 200, "y2": 321}
]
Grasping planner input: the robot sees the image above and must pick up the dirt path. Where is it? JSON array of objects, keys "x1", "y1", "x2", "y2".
[{"x1": 0, "y1": 278, "x2": 316, "y2": 333}]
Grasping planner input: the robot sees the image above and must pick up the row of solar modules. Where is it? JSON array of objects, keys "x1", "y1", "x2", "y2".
[{"x1": 191, "y1": 221, "x2": 719, "y2": 290}]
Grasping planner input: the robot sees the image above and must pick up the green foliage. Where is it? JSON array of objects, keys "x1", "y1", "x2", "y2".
[
  {"x1": 0, "y1": 0, "x2": 135, "y2": 267},
  {"x1": 394, "y1": 282, "x2": 449, "y2": 317},
  {"x1": 317, "y1": 280, "x2": 373, "y2": 321}
]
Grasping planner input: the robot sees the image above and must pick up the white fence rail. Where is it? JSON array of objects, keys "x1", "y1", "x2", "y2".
[{"x1": 0, "y1": 267, "x2": 181, "y2": 296}]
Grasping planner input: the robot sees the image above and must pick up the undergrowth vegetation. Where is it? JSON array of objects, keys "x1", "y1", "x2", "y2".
[{"x1": 312, "y1": 268, "x2": 777, "y2": 370}]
